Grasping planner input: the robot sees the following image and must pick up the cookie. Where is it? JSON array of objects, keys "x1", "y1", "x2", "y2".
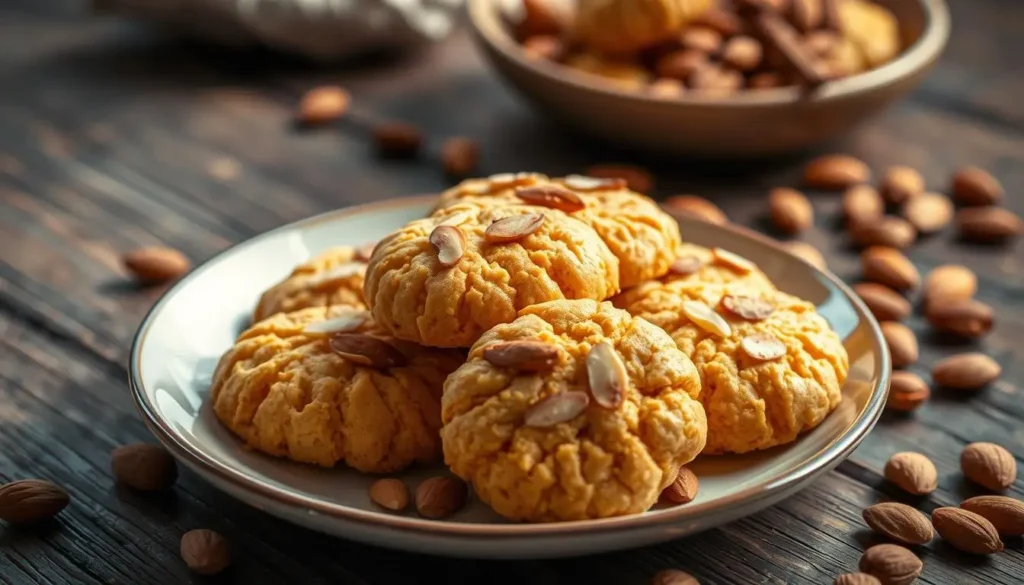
[
  {"x1": 211, "y1": 305, "x2": 464, "y2": 472},
  {"x1": 433, "y1": 173, "x2": 681, "y2": 288},
  {"x1": 364, "y1": 202, "x2": 620, "y2": 347},
  {"x1": 619, "y1": 284, "x2": 848, "y2": 454},
  {"x1": 441, "y1": 299, "x2": 707, "y2": 522},
  {"x1": 253, "y1": 245, "x2": 372, "y2": 322}
]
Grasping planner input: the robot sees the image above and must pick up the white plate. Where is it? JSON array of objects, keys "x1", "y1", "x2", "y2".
[{"x1": 129, "y1": 195, "x2": 890, "y2": 559}]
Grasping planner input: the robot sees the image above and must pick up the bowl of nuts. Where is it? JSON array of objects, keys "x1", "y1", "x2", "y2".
[{"x1": 467, "y1": 0, "x2": 950, "y2": 157}]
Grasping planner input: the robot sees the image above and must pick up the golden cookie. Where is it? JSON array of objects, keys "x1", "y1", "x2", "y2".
[
  {"x1": 619, "y1": 284, "x2": 847, "y2": 454},
  {"x1": 211, "y1": 305, "x2": 464, "y2": 472},
  {"x1": 254, "y1": 246, "x2": 371, "y2": 322},
  {"x1": 364, "y1": 203, "x2": 620, "y2": 347},
  {"x1": 433, "y1": 174, "x2": 681, "y2": 288},
  {"x1": 441, "y1": 299, "x2": 707, "y2": 522}
]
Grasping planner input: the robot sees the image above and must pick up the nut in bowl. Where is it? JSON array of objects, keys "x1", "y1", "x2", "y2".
[{"x1": 468, "y1": 0, "x2": 950, "y2": 157}]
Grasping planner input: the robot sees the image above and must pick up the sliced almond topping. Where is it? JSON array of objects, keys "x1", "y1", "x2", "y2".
[
  {"x1": 302, "y1": 310, "x2": 369, "y2": 336},
  {"x1": 355, "y1": 243, "x2": 376, "y2": 262},
  {"x1": 437, "y1": 210, "x2": 476, "y2": 227},
  {"x1": 711, "y1": 248, "x2": 755, "y2": 273},
  {"x1": 524, "y1": 391, "x2": 590, "y2": 428},
  {"x1": 721, "y1": 294, "x2": 774, "y2": 321},
  {"x1": 515, "y1": 185, "x2": 586, "y2": 213},
  {"x1": 562, "y1": 174, "x2": 627, "y2": 191},
  {"x1": 586, "y1": 342, "x2": 628, "y2": 409},
  {"x1": 429, "y1": 225, "x2": 466, "y2": 267},
  {"x1": 669, "y1": 255, "x2": 705, "y2": 276},
  {"x1": 483, "y1": 340, "x2": 560, "y2": 371},
  {"x1": 329, "y1": 334, "x2": 407, "y2": 368},
  {"x1": 682, "y1": 300, "x2": 732, "y2": 337},
  {"x1": 307, "y1": 262, "x2": 366, "y2": 290},
  {"x1": 740, "y1": 333, "x2": 786, "y2": 361},
  {"x1": 484, "y1": 213, "x2": 545, "y2": 243},
  {"x1": 486, "y1": 172, "x2": 541, "y2": 191}
]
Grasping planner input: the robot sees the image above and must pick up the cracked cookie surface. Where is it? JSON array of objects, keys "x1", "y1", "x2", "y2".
[
  {"x1": 254, "y1": 246, "x2": 369, "y2": 322},
  {"x1": 211, "y1": 305, "x2": 464, "y2": 472},
  {"x1": 441, "y1": 299, "x2": 707, "y2": 522}
]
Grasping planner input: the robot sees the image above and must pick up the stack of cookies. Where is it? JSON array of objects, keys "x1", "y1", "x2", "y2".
[{"x1": 210, "y1": 174, "x2": 849, "y2": 523}]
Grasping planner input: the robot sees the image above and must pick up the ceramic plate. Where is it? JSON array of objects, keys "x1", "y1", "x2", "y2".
[{"x1": 129, "y1": 195, "x2": 890, "y2": 559}]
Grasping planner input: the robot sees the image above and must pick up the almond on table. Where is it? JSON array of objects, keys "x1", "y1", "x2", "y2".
[{"x1": 296, "y1": 86, "x2": 350, "y2": 126}]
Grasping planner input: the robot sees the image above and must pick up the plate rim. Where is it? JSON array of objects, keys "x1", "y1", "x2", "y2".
[{"x1": 129, "y1": 194, "x2": 891, "y2": 538}]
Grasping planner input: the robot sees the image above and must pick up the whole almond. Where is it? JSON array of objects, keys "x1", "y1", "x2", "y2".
[
  {"x1": 931, "y1": 353, "x2": 1000, "y2": 390},
  {"x1": 485, "y1": 213, "x2": 545, "y2": 243},
  {"x1": 853, "y1": 283, "x2": 911, "y2": 322},
  {"x1": 516, "y1": 185, "x2": 586, "y2": 212},
  {"x1": 524, "y1": 391, "x2": 590, "y2": 427},
  {"x1": 651, "y1": 569, "x2": 700, "y2": 585},
  {"x1": 886, "y1": 371, "x2": 929, "y2": 412},
  {"x1": 902, "y1": 193, "x2": 953, "y2": 234},
  {"x1": 655, "y1": 49, "x2": 708, "y2": 81},
  {"x1": 585, "y1": 164, "x2": 653, "y2": 193},
  {"x1": 111, "y1": 443, "x2": 177, "y2": 491},
  {"x1": 850, "y1": 216, "x2": 916, "y2": 249},
  {"x1": 661, "y1": 466, "x2": 699, "y2": 505},
  {"x1": 804, "y1": 154, "x2": 871, "y2": 190},
  {"x1": 369, "y1": 478, "x2": 409, "y2": 512},
  {"x1": 648, "y1": 78, "x2": 686, "y2": 98},
  {"x1": 415, "y1": 476, "x2": 468, "y2": 519},
  {"x1": 373, "y1": 122, "x2": 422, "y2": 158},
  {"x1": 782, "y1": 241, "x2": 826, "y2": 270},
  {"x1": 931, "y1": 507, "x2": 1003, "y2": 555},
  {"x1": 879, "y1": 166, "x2": 924, "y2": 206},
  {"x1": 123, "y1": 247, "x2": 190, "y2": 284},
  {"x1": 441, "y1": 137, "x2": 479, "y2": 178},
  {"x1": 180, "y1": 529, "x2": 231, "y2": 575},
  {"x1": 858, "y1": 543, "x2": 922, "y2": 585},
  {"x1": 862, "y1": 502, "x2": 934, "y2": 545},
  {"x1": 664, "y1": 195, "x2": 727, "y2": 225},
  {"x1": 926, "y1": 299, "x2": 993, "y2": 339},
  {"x1": 680, "y1": 26, "x2": 723, "y2": 53},
  {"x1": 722, "y1": 36, "x2": 763, "y2": 71},
  {"x1": 961, "y1": 442, "x2": 1016, "y2": 491},
  {"x1": 961, "y1": 496, "x2": 1024, "y2": 535},
  {"x1": 861, "y1": 247, "x2": 918, "y2": 292},
  {"x1": 768, "y1": 187, "x2": 813, "y2": 234},
  {"x1": 0, "y1": 479, "x2": 70, "y2": 524},
  {"x1": 881, "y1": 323, "x2": 918, "y2": 368},
  {"x1": 834, "y1": 574, "x2": 881, "y2": 585},
  {"x1": 952, "y1": 166, "x2": 1003, "y2": 206},
  {"x1": 843, "y1": 185, "x2": 884, "y2": 226},
  {"x1": 885, "y1": 452, "x2": 937, "y2": 495},
  {"x1": 956, "y1": 207, "x2": 1023, "y2": 243},
  {"x1": 923, "y1": 265, "x2": 976, "y2": 308},
  {"x1": 296, "y1": 86, "x2": 350, "y2": 126},
  {"x1": 429, "y1": 225, "x2": 467, "y2": 267},
  {"x1": 329, "y1": 334, "x2": 407, "y2": 368},
  {"x1": 483, "y1": 340, "x2": 560, "y2": 371},
  {"x1": 586, "y1": 341, "x2": 628, "y2": 409}
]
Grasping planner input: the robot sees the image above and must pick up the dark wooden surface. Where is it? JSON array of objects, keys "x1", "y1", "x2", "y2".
[{"x1": 1, "y1": 0, "x2": 1023, "y2": 583}]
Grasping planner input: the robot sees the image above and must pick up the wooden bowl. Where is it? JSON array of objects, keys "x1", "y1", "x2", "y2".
[{"x1": 466, "y1": 0, "x2": 950, "y2": 158}]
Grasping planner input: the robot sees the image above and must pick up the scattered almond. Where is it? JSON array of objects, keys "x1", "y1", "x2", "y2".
[
  {"x1": 524, "y1": 391, "x2": 590, "y2": 427},
  {"x1": 302, "y1": 310, "x2": 369, "y2": 336},
  {"x1": 722, "y1": 36, "x2": 763, "y2": 71},
  {"x1": 122, "y1": 247, "x2": 191, "y2": 284},
  {"x1": 661, "y1": 467, "x2": 699, "y2": 505},
  {"x1": 879, "y1": 166, "x2": 924, "y2": 206},
  {"x1": 850, "y1": 216, "x2": 916, "y2": 249},
  {"x1": 682, "y1": 300, "x2": 732, "y2": 337},
  {"x1": 952, "y1": 166, "x2": 1003, "y2": 206},
  {"x1": 415, "y1": 476, "x2": 468, "y2": 519},
  {"x1": 926, "y1": 299, "x2": 993, "y2": 339},
  {"x1": 853, "y1": 283, "x2": 911, "y2": 322},
  {"x1": 956, "y1": 207, "x2": 1023, "y2": 243},
  {"x1": 369, "y1": 478, "x2": 409, "y2": 512},
  {"x1": 585, "y1": 164, "x2": 653, "y2": 193},
  {"x1": 0, "y1": 479, "x2": 70, "y2": 524},
  {"x1": 885, "y1": 452, "x2": 937, "y2": 495},
  {"x1": 804, "y1": 154, "x2": 871, "y2": 190},
  {"x1": 740, "y1": 333, "x2": 786, "y2": 362},
  {"x1": 651, "y1": 569, "x2": 700, "y2": 585},
  {"x1": 858, "y1": 544, "x2": 922, "y2": 585},
  {"x1": 961, "y1": 496, "x2": 1024, "y2": 536},
  {"x1": 833, "y1": 574, "x2": 881, "y2": 585},
  {"x1": 782, "y1": 241, "x2": 826, "y2": 270},
  {"x1": 861, "y1": 247, "x2": 918, "y2": 292},
  {"x1": 483, "y1": 340, "x2": 560, "y2": 372},
  {"x1": 441, "y1": 137, "x2": 479, "y2": 178},
  {"x1": 721, "y1": 295, "x2": 774, "y2": 321},
  {"x1": 664, "y1": 195, "x2": 728, "y2": 225},
  {"x1": 111, "y1": 444, "x2": 177, "y2": 492},
  {"x1": 902, "y1": 193, "x2": 953, "y2": 234},
  {"x1": 648, "y1": 78, "x2": 686, "y2": 98},
  {"x1": 923, "y1": 265, "x2": 976, "y2": 308},
  {"x1": 516, "y1": 185, "x2": 586, "y2": 212},
  {"x1": 768, "y1": 187, "x2": 814, "y2": 234},
  {"x1": 296, "y1": 86, "x2": 350, "y2": 126},
  {"x1": 886, "y1": 371, "x2": 929, "y2": 412},
  {"x1": 881, "y1": 323, "x2": 918, "y2": 368},
  {"x1": 307, "y1": 263, "x2": 366, "y2": 290},
  {"x1": 843, "y1": 185, "x2": 884, "y2": 226},
  {"x1": 372, "y1": 122, "x2": 422, "y2": 158},
  {"x1": 669, "y1": 255, "x2": 706, "y2": 275},
  {"x1": 961, "y1": 442, "x2": 1016, "y2": 492},
  {"x1": 931, "y1": 507, "x2": 1003, "y2": 555},
  {"x1": 180, "y1": 529, "x2": 231, "y2": 575},
  {"x1": 711, "y1": 248, "x2": 755, "y2": 273},
  {"x1": 680, "y1": 26, "x2": 723, "y2": 53},
  {"x1": 586, "y1": 342, "x2": 628, "y2": 409},
  {"x1": 429, "y1": 225, "x2": 467, "y2": 267},
  {"x1": 862, "y1": 502, "x2": 934, "y2": 545},
  {"x1": 485, "y1": 213, "x2": 545, "y2": 243},
  {"x1": 329, "y1": 334, "x2": 407, "y2": 368},
  {"x1": 931, "y1": 353, "x2": 1001, "y2": 390},
  {"x1": 562, "y1": 174, "x2": 626, "y2": 192}
]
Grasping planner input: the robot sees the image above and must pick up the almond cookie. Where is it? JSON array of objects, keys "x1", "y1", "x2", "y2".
[
  {"x1": 364, "y1": 203, "x2": 620, "y2": 347},
  {"x1": 618, "y1": 284, "x2": 847, "y2": 454},
  {"x1": 211, "y1": 305, "x2": 464, "y2": 472},
  {"x1": 433, "y1": 174, "x2": 681, "y2": 288},
  {"x1": 441, "y1": 299, "x2": 707, "y2": 522},
  {"x1": 253, "y1": 246, "x2": 370, "y2": 322}
]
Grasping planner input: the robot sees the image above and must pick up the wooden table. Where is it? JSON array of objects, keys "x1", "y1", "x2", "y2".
[{"x1": 1, "y1": 0, "x2": 1022, "y2": 583}]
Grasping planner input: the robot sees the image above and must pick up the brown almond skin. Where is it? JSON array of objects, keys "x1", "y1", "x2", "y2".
[
  {"x1": 0, "y1": 479, "x2": 70, "y2": 524},
  {"x1": 853, "y1": 283, "x2": 911, "y2": 322},
  {"x1": 961, "y1": 496, "x2": 1024, "y2": 535},
  {"x1": 768, "y1": 187, "x2": 813, "y2": 234},
  {"x1": 111, "y1": 443, "x2": 178, "y2": 491},
  {"x1": 661, "y1": 467, "x2": 699, "y2": 505},
  {"x1": 881, "y1": 323, "x2": 918, "y2": 368},
  {"x1": 415, "y1": 476, "x2": 468, "y2": 519},
  {"x1": 180, "y1": 529, "x2": 231, "y2": 575},
  {"x1": 926, "y1": 299, "x2": 993, "y2": 339},
  {"x1": 862, "y1": 502, "x2": 934, "y2": 545},
  {"x1": 850, "y1": 216, "x2": 916, "y2": 250},
  {"x1": 843, "y1": 185, "x2": 884, "y2": 226},
  {"x1": 834, "y1": 574, "x2": 881, "y2": 585},
  {"x1": 664, "y1": 195, "x2": 727, "y2": 225},
  {"x1": 880, "y1": 166, "x2": 925, "y2": 206},
  {"x1": 805, "y1": 154, "x2": 871, "y2": 190},
  {"x1": 923, "y1": 265, "x2": 976, "y2": 308},
  {"x1": 123, "y1": 247, "x2": 191, "y2": 284},
  {"x1": 961, "y1": 442, "x2": 1016, "y2": 491},
  {"x1": 651, "y1": 569, "x2": 700, "y2": 585},
  {"x1": 858, "y1": 543, "x2": 922, "y2": 585},
  {"x1": 373, "y1": 122, "x2": 422, "y2": 158},
  {"x1": 931, "y1": 507, "x2": 1004, "y2": 555},
  {"x1": 886, "y1": 371, "x2": 929, "y2": 412},
  {"x1": 931, "y1": 353, "x2": 1001, "y2": 390},
  {"x1": 296, "y1": 86, "x2": 350, "y2": 126},
  {"x1": 585, "y1": 164, "x2": 653, "y2": 193},
  {"x1": 952, "y1": 166, "x2": 1003, "y2": 206},
  {"x1": 956, "y1": 207, "x2": 1023, "y2": 243},
  {"x1": 861, "y1": 247, "x2": 919, "y2": 292},
  {"x1": 885, "y1": 452, "x2": 938, "y2": 495},
  {"x1": 902, "y1": 192, "x2": 953, "y2": 234},
  {"x1": 440, "y1": 137, "x2": 479, "y2": 178}
]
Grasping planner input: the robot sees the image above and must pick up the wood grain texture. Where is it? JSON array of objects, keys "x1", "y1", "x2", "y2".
[{"x1": 1, "y1": 0, "x2": 1023, "y2": 583}]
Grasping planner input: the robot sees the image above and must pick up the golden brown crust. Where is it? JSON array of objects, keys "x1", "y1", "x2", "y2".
[{"x1": 253, "y1": 246, "x2": 367, "y2": 322}]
